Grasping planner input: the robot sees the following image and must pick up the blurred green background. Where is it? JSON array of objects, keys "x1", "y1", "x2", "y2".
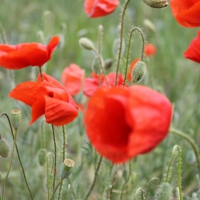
[{"x1": 0, "y1": 0, "x2": 200, "y2": 199}]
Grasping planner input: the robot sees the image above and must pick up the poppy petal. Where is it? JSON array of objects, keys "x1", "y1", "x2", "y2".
[{"x1": 44, "y1": 96, "x2": 78, "y2": 126}]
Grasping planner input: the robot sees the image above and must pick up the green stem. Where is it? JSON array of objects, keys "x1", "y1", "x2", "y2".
[
  {"x1": 50, "y1": 179, "x2": 63, "y2": 200},
  {"x1": 145, "y1": 178, "x2": 159, "y2": 199},
  {"x1": 123, "y1": 27, "x2": 145, "y2": 86},
  {"x1": 109, "y1": 165, "x2": 118, "y2": 200},
  {"x1": 14, "y1": 132, "x2": 34, "y2": 200},
  {"x1": 1, "y1": 132, "x2": 16, "y2": 200},
  {"x1": 39, "y1": 67, "x2": 44, "y2": 81},
  {"x1": 58, "y1": 126, "x2": 66, "y2": 200},
  {"x1": 98, "y1": 25, "x2": 103, "y2": 55},
  {"x1": 115, "y1": 0, "x2": 131, "y2": 86},
  {"x1": 120, "y1": 162, "x2": 131, "y2": 200},
  {"x1": 0, "y1": 113, "x2": 33, "y2": 200},
  {"x1": 52, "y1": 125, "x2": 56, "y2": 193},
  {"x1": 67, "y1": 177, "x2": 77, "y2": 200},
  {"x1": 165, "y1": 145, "x2": 183, "y2": 200},
  {"x1": 84, "y1": 156, "x2": 103, "y2": 200},
  {"x1": 93, "y1": 48, "x2": 109, "y2": 87},
  {"x1": 170, "y1": 128, "x2": 200, "y2": 175}
]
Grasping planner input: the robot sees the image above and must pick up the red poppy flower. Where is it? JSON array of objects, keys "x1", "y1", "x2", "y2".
[
  {"x1": 0, "y1": 36, "x2": 60, "y2": 70},
  {"x1": 84, "y1": 0, "x2": 119, "y2": 18},
  {"x1": 84, "y1": 86, "x2": 172, "y2": 163},
  {"x1": 145, "y1": 43, "x2": 156, "y2": 57},
  {"x1": 9, "y1": 73, "x2": 78, "y2": 126},
  {"x1": 169, "y1": 0, "x2": 200, "y2": 27},
  {"x1": 127, "y1": 58, "x2": 140, "y2": 82},
  {"x1": 184, "y1": 31, "x2": 200, "y2": 63},
  {"x1": 61, "y1": 63, "x2": 84, "y2": 96},
  {"x1": 83, "y1": 72, "x2": 124, "y2": 97}
]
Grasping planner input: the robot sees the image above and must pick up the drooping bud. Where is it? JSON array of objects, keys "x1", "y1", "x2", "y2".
[
  {"x1": 0, "y1": 137, "x2": 10, "y2": 158},
  {"x1": 132, "y1": 61, "x2": 146, "y2": 83},
  {"x1": 142, "y1": 0, "x2": 168, "y2": 8},
  {"x1": 38, "y1": 148, "x2": 47, "y2": 166},
  {"x1": 143, "y1": 19, "x2": 156, "y2": 32},
  {"x1": 60, "y1": 158, "x2": 74, "y2": 180},
  {"x1": 79, "y1": 37, "x2": 95, "y2": 51},
  {"x1": 104, "y1": 59, "x2": 113, "y2": 70},
  {"x1": 156, "y1": 182, "x2": 172, "y2": 200},
  {"x1": 10, "y1": 109, "x2": 21, "y2": 130}
]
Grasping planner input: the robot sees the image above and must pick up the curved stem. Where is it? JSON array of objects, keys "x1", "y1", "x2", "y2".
[
  {"x1": 0, "y1": 113, "x2": 33, "y2": 200},
  {"x1": 120, "y1": 162, "x2": 131, "y2": 200},
  {"x1": 1, "y1": 132, "x2": 16, "y2": 200},
  {"x1": 145, "y1": 178, "x2": 159, "y2": 199},
  {"x1": 51, "y1": 125, "x2": 56, "y2": 193},
  {"x1": 84, "y1": 156, "x2": 103, "y2": 200},
  {"x1": 123, "y1": 27, "x2": 145, "y2": 86},
  {"x1": 115, "y1": 0, "x2": 131, "y2": 86},
  {"x1": 92, "y1": 49, "x2": 109, "y2": 87},
  {"x1": 170, "y1": 128, "x2": 200, "y2": 175},
  {"x1": 14, "y1": 132, "x2": 34, "y2": 200},
  {"x1": 50, "y1": 179, "x2": 63, "y2": 200}
]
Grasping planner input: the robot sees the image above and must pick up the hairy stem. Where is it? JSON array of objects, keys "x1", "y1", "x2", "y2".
[
  {"x1": 84, "y1": 156, "x2": 103, "y2": 200},
  {"x1": 115, "y1": 0, "x2": 131, "y2": 86}
]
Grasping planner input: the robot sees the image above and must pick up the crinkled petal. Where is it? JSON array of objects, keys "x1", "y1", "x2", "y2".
[{"x1": 44, "y1": 96, "x2": 78, "y2": 126}]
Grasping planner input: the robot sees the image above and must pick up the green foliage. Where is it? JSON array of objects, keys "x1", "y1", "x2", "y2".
[{"x1": 0, "y1": 0, "x2": 199, "y2": 199}]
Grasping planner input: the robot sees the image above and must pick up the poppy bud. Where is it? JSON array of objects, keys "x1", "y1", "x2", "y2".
[
  {"x1": 143, "y1": 19, "x2": 156, "y2": 32},
  {"x1": 38, "y1": 148, "x2": 47, "y2": 166},
  {"x1": 60, "y1": 158, "x2": 74, "y2": 180},
  {"x1": 156, "y1": 182, "x2": 172, "y2": 200},
  {"x1": 79, "y1": 37, "x2": 95, "y2": 51},
  {"x1": 143, "y1": 0, "x2": 168, "y2": 8},
  {"x1": 104, "y1": 59, "x2": 113, "y2": 70},
  {"x1": 132, "y1": 61, "x2": 146, "y2": 83},
  {"x1": 0, "y1": 137, "x2": 9, "y2": 158},
  {"x1": 10, "y1": 109, "x2": 21, "y2": 131}
]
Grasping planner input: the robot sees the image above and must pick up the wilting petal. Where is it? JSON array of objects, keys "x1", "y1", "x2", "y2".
[{"x1": 44, "y1": 96, "x2": 78, "y2": 126}]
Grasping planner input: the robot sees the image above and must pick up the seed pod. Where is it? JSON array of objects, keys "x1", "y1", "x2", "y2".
[
  {"x1": 60, "y1": 158, "x2": 74, "y2": 179},
  {"x1": 0, "y1": 138, "x2": 9, "y2": 158},
  {"x1": 11, "y1": 109, "x2": 21, "y2": 130}
]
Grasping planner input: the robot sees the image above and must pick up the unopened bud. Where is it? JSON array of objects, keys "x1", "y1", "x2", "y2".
[
  {"x1": 104, "y1": 59, "x2": 113, "y2": 70},
  {"x1": 156, "y1": 183, "x2": 172, "y2": 200},
  {"x1": 143, "y1": 0, "x2": 168, "y2": 8},
  {"x1": 79, "y1": 37, "x2": 95, "y2": 50},
  {"x1": 60, "y1": 158, "x2": 74, "y2": 179},
  {"x1": 38, "y1": 148, "x2": 47, "y2": 166},
  {"x1": 11, "y1": 109, "x2": 21, "y2": 130},
  {"x1": 0, "y1": 137, "x2": 9, "y2": 158},
  {"x1": 132, "y1": 61, "x2": 146, "y2": 83},
  {"x1": 143, "y1": 19, "x2": 156, "y2": 32}
]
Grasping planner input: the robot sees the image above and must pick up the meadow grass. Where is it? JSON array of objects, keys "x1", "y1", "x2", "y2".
[{"x1": 0, "y1": 0, "x2": 200, "y2": 199}]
